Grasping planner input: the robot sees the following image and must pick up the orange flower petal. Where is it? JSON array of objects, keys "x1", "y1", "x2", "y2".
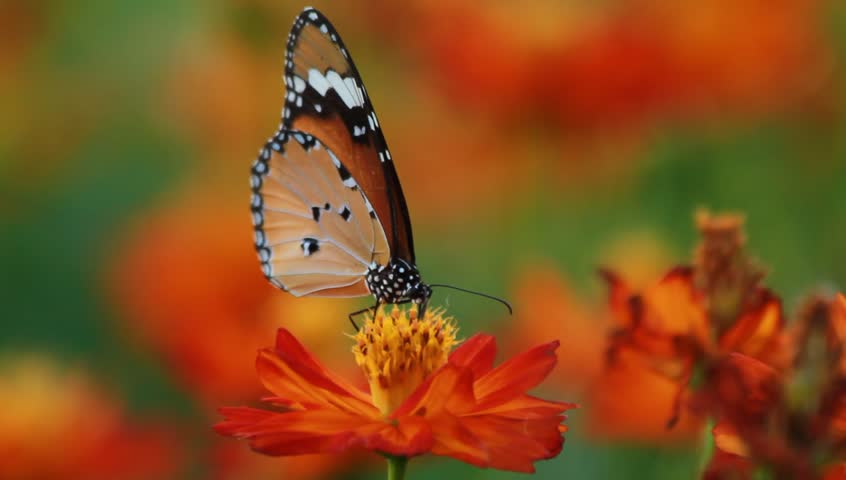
[
  {"x1": 712, "y1": 421, "x2": 749, "y2": 457},
  {"x1": 449, "y1": 414, "x2": 565, "y2": 473},
  {"x1": 448, "y1": 333, "x2": 497, "y2": 378},
  {"x1": 708, "y1": 353, "x2": 781, "y2": 422},
  {"x1": 256, "y1": 329, "x2": 377, "y2": 417},
  {"x1": 719, "y1": 292, "x2": 786, "y2": 365},
  {"x1": 645, "y1": 267, "x2": 708, "y2": 342},
  {"x1": 216, "y1": 407, "x2": 433, "y2": 457},
  {"x1": 831, "y1": 294, "x2": 846, "y2": 347},
  {"x1": 599, "y1": 268, "x2": 635, "y2": 328},
  {"x1": 472, "y1": 394, "x2": 576, "y2": 419},
  {"x1": 394, "y1": 364, "x2": 475, "y2": 418},
  {"x1": 474, "y1": 340, "x2": 560, "y2": 407}
]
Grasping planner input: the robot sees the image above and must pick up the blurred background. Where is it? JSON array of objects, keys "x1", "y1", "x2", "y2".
[{"x1": 2, "y1": 0, "x2": 846, "y2": 478}]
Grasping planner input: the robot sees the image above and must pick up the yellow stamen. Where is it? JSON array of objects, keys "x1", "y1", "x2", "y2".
[{"x1": 352, "y1": 305, "x2": 458, "y2": 416}]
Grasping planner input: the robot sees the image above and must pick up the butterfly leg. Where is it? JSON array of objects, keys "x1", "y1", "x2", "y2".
[
  {"x1": 347, "y1": 300, "x2": 382, "y2": 332},
  {"x1": 417, "y1": 298, "x2": 429, "y2": 321}
]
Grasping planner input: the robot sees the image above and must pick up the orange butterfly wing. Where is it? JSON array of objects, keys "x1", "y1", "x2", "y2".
[
  {"x1": 251, "y1": 131, "x2": 389, "y2": 297},
  {"x1": 279, "y1": 7, "x2": 415, "y2": 263}
]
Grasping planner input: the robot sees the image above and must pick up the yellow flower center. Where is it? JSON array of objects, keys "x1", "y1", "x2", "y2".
[{"x1": 352, "y1": 305, "x2": 457, "y2": 416}]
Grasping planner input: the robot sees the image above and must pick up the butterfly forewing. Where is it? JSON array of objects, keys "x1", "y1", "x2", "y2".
[
  {"x1": 251, "y1": 130, "x2": 390, "y2": 297},
  {"x1": 280, "y1": 7, "x2": 416, "y2": 263}
]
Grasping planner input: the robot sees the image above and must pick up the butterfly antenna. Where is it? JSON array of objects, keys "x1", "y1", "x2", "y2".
[{"x1": 428, "y1": 284, "x2": 513, "y2": 314}]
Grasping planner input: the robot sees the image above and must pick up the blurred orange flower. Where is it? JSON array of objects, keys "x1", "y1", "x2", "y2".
[
  {"x1": 824, "y1": 463, "x2": 846, "y2": 480},
  {"x1": 505, "y1": 249, "x2": 703, "y2": 443},
  {"x1": 0, "y1": 355, "x2": 181, "y2": 479},
  {"x1": 375, "y1": 0, "x2": 832, "y2": 131},
  {"x1": 105, "y1": 186, "x2": 354, "y2": 406},
  {"x1": 604, "y1": 267, "x2": 788, "y2": 373},
  {"x1": 160, "y1": 33, "x2": 280, "y2": 177},
  {"x1": 701, "y1": 352, "x2": 816, "y2": 479},
  {"x1": 217, "y1": 306, "x2": 575, "y2": 473},
  {"x1": 600, "y1": 212, "x2": 791, "y2": 430},
  {"x1": 505, "y1": 265, "x2": 607, "y2": 392}
]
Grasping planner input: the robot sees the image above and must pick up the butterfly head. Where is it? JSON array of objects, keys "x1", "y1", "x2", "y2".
[{"x1": 366, "y1": 259, "x2": 431, "y2": 306}]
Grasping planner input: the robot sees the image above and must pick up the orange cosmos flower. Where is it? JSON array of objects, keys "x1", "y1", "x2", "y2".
[{"x1": 216, "y1": 306, "x2": 575, "y2": 473}]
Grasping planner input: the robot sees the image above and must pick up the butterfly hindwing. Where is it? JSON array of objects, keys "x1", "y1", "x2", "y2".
[
  {"x1": 251, "y1": 130, "x2": 390, "y2": 297},
  {"x1": 280, "y1": 7, "x2": 416, "y2": 264}
]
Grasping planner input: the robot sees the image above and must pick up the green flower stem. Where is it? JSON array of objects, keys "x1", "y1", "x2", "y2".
[
  {"x1": 386, "y1": 455, "x2": 408, "y2": 480},
  {"x1": 698, "y1": 418, "x2": 716, "y2": 476}
]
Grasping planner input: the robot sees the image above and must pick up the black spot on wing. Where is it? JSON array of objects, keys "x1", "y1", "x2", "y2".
[
  {"x1": 301, "y1": 237, "x2": 320, "y2": 256},
  {"x1": 337, "y1": 162, "x2": 351, "y2": 181},
  {"x1": 339, "y1": 206, "x2": 351, "y2": 221}
]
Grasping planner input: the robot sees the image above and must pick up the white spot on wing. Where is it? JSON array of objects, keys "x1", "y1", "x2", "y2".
[
  {"x1": 326, "y1": 70, "x2": 358, "y2": 108},
  {"x1": 343, "y1": 77, "x2": 364, "y2": 106},
  {"x1": 293, "y1": 75, "x2": 306, "y2": 93},
  {"x1": 308, "y1": 68, "x2": 331, "y2": 96},
  {"x1": 327, "y1": 149, "x2": 342, "y2": 168},
  {"x1": 307, "y1": 69, "x2": 364, "y2": 109},
  {"x1": 320, "y1": 24, "x2": 328, "y2": 34},
  {"x1": 308, "y1": 11, "x2": 318, "y2": 21}
]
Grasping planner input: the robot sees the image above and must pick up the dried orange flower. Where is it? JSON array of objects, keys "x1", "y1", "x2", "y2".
[
  {"x1": 600, "y1": 212, "x2": 789, "y2": 430},
  {"x1": 702, "y1": 294, "x2": 846, "y2": 479}
]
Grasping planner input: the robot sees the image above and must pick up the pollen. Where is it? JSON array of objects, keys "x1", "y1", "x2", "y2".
[{"x1": 352, "y1": 305, "x2": 458, "y2": 416}]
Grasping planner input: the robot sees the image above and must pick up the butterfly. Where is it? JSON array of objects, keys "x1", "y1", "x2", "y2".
[{"x1": 249, "y1": 6, "x2": 432, "y2": 319}]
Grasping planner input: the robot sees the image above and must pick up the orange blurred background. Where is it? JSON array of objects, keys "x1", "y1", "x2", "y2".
[{"x1": 1, "y1": 0, "x2": 845, "y2": 478}]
